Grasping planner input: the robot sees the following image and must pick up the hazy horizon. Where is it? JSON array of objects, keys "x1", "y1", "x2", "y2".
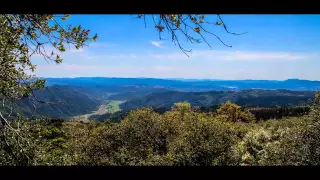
[{"x1": 40, "y1": 76, "x2": 317, "y2": 82}]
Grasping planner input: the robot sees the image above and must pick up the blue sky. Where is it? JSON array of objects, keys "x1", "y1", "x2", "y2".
[{"x1": 32, "y1": 15, "x2": 320, "y2": 80}]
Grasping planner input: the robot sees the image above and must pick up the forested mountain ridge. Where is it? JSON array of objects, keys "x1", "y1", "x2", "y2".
[
  {"x1": 2, "y1": 85, "x2": 316, "y2": 121},
  {"x1": 120, "y1": 89, "x2": 315, "y2": 110},
  {"x1": 2, "y1": 86, "x2": 102, "y2": 120},
  {"x1": 2, "y1": 85, "x2": 170, "y2": 120}
]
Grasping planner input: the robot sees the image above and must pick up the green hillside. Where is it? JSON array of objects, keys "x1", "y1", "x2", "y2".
[
  {"x1": 3, "y1": 86, "x2": 102, "y2": 120},
  {"x1": 120, "y1": 89, "x2": 315, "y2": 110}
]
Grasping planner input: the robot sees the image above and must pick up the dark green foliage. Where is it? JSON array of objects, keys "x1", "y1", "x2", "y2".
[
  {"x1": 3, "y1": 86, "x2": 102, "y2": 120},
  {"x1": 0, "y1": 119, "x2": 37, "y2": 165},
  {"x1": 248, "y1": 106, "x2": 310, "y2": 120},
  {"x1": 2, "y1": 85, "x2": 314, "y2": 122},
  {"x1": 78, "y1": 103, "x2": 240, "y2": 166},
  {"x1": 27, "y1": 118, "x2": 71, "y2": 165},
  {"x1": 2, "y1": 94, "x2": 320, "y2": 166},
  {"x1": 217, "y1": 101, "x2": 255, "y2": 123},
  {"x1": 120, "y1": 90, "x2": 315, "y2": 111},
  {"x1": 88, "y1": 110, "x2": 129, "y2": 123},
  {"x1": 315, "y1": 92, "x2": 320, "y2": 105}
]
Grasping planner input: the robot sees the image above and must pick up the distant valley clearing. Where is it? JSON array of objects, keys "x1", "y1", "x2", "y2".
[
  {"x1": 72, "y1": 100, "x2": 124, "y2": 122},
  {"x1": 105, "y1": 100, "x2": 124, "y2": 114}
]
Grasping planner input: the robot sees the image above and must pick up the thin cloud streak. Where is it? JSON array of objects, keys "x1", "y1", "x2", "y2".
[
  {"x1": 151, "y1": 41, "x2": 163, "y2": 48},
  {"x1": 191, "y1": 50, "x2": 309, "y2": 61},
  {"x1": 35, "y1": 63, "x2": 320, "y2": 80}
]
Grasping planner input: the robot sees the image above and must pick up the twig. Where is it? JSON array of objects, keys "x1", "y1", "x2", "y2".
[
  {"x1": 162, "y1": 16, "x2": 192, "y2": 56},
  {"x1": 217, "y1": 14, "x2": 247, "y2": 35},
  {"x1": 187, "y1": 15, "x2": 232, "y2": 48}
]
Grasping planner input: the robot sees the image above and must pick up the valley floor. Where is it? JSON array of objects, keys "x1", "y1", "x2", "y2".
[
  {"x1": 71, "y1": 100, "x2": 124, "y2": 122},
  {"x1": 72, "y1": 104, "x2": 108, "y2": 122}
]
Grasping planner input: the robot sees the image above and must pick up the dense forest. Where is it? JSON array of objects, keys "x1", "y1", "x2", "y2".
[
  {"x1": 2, "y1": 86, "x2": 315, "y2": 122},
  {"x1": 89, "y1": 104, "x2": 311, "y2": 123},
  {"x1": 1, "y1": 94, "x2": 320, "y2": 166},
  {"x1": 0, "y1": 86, "x2": 103, "y2": 121},
  {"x1": 120, "y1": 90, "x2": 315, "y2": 110}
]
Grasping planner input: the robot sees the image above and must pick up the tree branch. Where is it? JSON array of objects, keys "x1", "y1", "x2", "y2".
[{"x1": 217, "y1": 14, "x2": 247, "y2": 35}]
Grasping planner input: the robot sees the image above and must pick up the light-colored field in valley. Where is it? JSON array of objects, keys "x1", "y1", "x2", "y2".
[
  {"x1": 72, "y1": 100, "x2": 124, "y2": 122},
  {"x1": 72, "y1": 104, "x2": 108, "y2": 122}
]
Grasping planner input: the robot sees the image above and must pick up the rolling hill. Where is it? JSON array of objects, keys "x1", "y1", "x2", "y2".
[
  {"x1": 2, "y1": 77, "x2": 318, "y2": 121},
  {"x1": 120, "y1": 89, "x2": 316, "y2": 110},
  {"x1": 3, "y1": 86, "x2": 102, "y2": 120}
]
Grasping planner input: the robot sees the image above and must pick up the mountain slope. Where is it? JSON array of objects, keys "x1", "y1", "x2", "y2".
[
  {"x1": 13, "y1": 86, "x2": 102, "y2": 120},
  {"x1": 120, "y1": 89, "x2": 316, "y2": 110}
]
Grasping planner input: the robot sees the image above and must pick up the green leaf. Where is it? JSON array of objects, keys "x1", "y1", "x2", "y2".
[
  {"x1": 31, "y1": 32, "x2": 37, "y2": 38},
  {"x1": 58, "y1": 46, "x2": 66, "y2": 52},
  {"x1": 93, "y1": 34, "x2": 98, "y2": 41}
]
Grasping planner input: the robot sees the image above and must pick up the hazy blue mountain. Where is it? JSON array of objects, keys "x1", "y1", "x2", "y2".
[
  {"x1": 43, "y1": 77, "x2": 320, "y2": 91},
  {"x1": 6, "y1": 77, "x2": 317, "y2": 121}
]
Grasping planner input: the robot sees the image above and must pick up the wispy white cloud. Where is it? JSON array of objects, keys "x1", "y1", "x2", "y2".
[
  {"x1": 37, "y1": 63, "x2": 320, "y2": 80},
  {"x1": 187, "y1": 50, "x2": 309, "y2": 61},
  {"x1": 151, "y1": 41, "x2": 164, "y2": 48},
  {"x1": 149, "y1": 53, "x2": 187, "y2": 61},
  {"x1": 215, "y1": 51, "x2": 307, "y2": 61},
  {"x1": 34, "y1": 43, "x2": 309, "y2": 64},
  {"x1": 147, "y1": 50, "x2": 309, "y2": 62}
]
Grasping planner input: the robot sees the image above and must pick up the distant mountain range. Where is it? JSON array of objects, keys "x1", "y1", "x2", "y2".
[
  {"x1": 43, "y1": 77, "x2": 320, "y2": 91},
  {"x1": 3, "y1": 77, "x2": 318, "y2": 121}
]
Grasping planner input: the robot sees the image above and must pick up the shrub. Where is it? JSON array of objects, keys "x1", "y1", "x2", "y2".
[{"x1": 217, "y1": 101, "x2": 255, "y2": 123}]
